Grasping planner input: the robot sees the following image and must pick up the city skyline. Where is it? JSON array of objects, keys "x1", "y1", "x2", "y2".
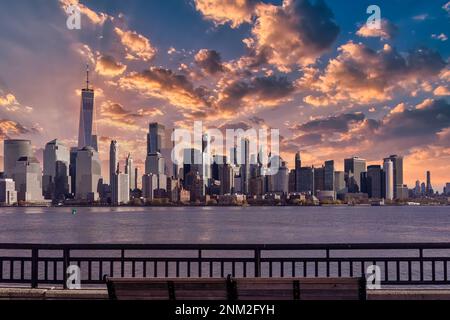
[{"x1": 0, "y1": 0, "x2": 449, "y2": 189}]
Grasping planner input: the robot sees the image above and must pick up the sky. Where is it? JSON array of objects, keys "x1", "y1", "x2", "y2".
[{"x1": 0, "y1": 0, "x2": 449, "y2": 189}]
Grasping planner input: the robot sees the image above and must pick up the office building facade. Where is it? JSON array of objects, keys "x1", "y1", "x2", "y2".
[
  {"x1": 4, "y1": 139, "x2": 32, "y2": 178},
  {"x1": 43, "y1": 139, "x2": 70, "y2": 200},
  {"x1": 75, "y1": 147, "x2": 102, "y2": 201}
]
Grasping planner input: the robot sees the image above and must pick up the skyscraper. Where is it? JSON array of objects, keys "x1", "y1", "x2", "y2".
[
  {"x1": 414, "y1": 180, "x2": 421, "y2": 196},
  {"x1": 54, "y1": 161, "x2": 70, "y2": 201},
  {"x1": 0, "y1": 178, "x2": 17, "y2": 205},
  {"x1": 142, "y1": 173, "x2": 158, "y2": 201},
  {"x1": 212, "y1": 155, "x2": 233, "y2": 195},
  {"x1": 4, "y1": 139, "x2": 32, "y2": 178},
  {"x1": 145, "y1": 123, "x2": 168, "y2": 193},
  {"x1": 324, "y1": 160, "x2": 335, "y2": 191},
  {"x1": 239, "y1": 138, "x2": 250, "y2": 194},
  {"x1": 182, "y1": 148, "x2": 202, "y2": 190},
  {"x1": 384, "y1": 159, "x2": 394, "y2": 201},
  {"x1": 43, "y1": 139, "x2": 70, "y2": 200},
  {"x1": 384, "y1": 155, "x2": 403, "y2": 199},
  {"x1": 269, "y1": 158, "x2": 289, "y2": 193},
  {"x1": 113, "y1": 170, "x2": 129, "y2": 205},
  {"x1": 145, "y1": 153, "x2": 165, "y2": 175},
  {"x1": 147, "y1": 123, "x2": 165, "y2": 154},
  {"x1": 125, "y1": 154, "x2": 135, "y2": 190},
  {"x1": 299, "y1": 167, "x2": 314, "y2": 194},
  {"x1": 13, "y1": 156, "x2": 43, "y2": 202},
  {"x1": 109, "y1": 141, "x2": 118, "y2": 197},
  {"x1": 314, "y1": 166, "x2": 325, "y2": 194},
  {"x1": 344, "y1": 157, "x2": 366, "y2": 193},
  {"x1": 134, "y1": 167, "x2": 139, "y2": 190},
  {"x1": 69, "y1": 147, "x2": 78, "y2": 196},
  {"x1": 334, "y1": 171, "x2": 346, "y2": 195},
  {"x1": 78, "y1": 66, "x2": 98, "y2": 151},
  {"x1": 367, "y1": 165, "x2": 382, "y2": 199},
  {"x1": 294, "y1": 152, "x2": 301, "y2": 192},
  {"x1": 426, "y1": 171, "x2": 433, "y2": 195},
  {"x1": 75, "y1": 146, "x2": 102, "y2": 201}
]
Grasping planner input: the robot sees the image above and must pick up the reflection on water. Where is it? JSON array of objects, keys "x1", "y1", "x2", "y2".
[{"x1": 0, "y1": 206, "x2": 449, "y2": 244}]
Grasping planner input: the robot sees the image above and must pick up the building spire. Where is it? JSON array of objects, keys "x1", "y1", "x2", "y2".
[{"x1": 86, "y1": 64, "x2": 90, "y2": 90}]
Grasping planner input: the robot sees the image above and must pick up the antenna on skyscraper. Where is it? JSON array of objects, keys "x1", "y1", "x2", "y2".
[{"x1": 86, "y1": 64, "x2": 90, "y2": 90}]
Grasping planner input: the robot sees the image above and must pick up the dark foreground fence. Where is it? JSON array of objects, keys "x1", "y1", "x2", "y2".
[{"x1": 1, "y1": 243, "x2": 450, "y2": 288}]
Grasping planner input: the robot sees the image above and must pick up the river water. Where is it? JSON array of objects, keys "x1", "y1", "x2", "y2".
[{"x1": 1, "y1": 206, "x2": 449, "y2": 244}]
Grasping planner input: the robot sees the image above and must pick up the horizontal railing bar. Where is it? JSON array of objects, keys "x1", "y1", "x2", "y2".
[
  {"x1": 261, "y1": 257, "x2": 450, "y2": 262},
  {"x1": 2, "y1": 243, "x2": 450, "y2": 250},
  {"x1": 2, "y1": 243, "x2": 450, "y2": 288},
  {"x1": 4, "y1": 256, "x2": 450, "y2": 261}
]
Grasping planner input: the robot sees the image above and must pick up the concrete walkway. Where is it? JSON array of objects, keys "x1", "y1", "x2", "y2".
[
  {"x1": 0, "y1": 288, "x2": 108, "y2": 300},
  {"x1": 2, "y1": 287, "x2": 450, "y2": 300}
]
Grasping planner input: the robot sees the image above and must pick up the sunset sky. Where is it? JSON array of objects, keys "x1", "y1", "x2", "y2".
[{"x1": 0, "y1": 0, "x2": 449, "y2": 189}]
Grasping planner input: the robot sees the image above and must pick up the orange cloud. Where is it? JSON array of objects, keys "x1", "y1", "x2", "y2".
[
  {"x1": 98, "y1": 101, "x2": 163, "y2": 131},
  {"x1": 301, "y1": 42, "x2": 446, "y2": 105},
  {"x1": 95, "y1": 55, "x2": 127, "y2": 77},
  {"x1": 356, "y1": 19, "x2": 397, "y2": 40},
  {"x1": 248, "y1": 0, "x2": 339, "y2": 72},
  {"x1": 59, "y1": 0, "x2": 108, "y2": 25},
  {"x1": 434, "y1": 85, "x2": 450, "y2": 96},
  {"x1": 114, "y1": 27, "x2": 157, "y2": 61},
  {"x1": 194, "y1": 0, "x2": 257, "y2": 28},
  {"x1": 0, "y1": 119, "x2": 38, "y2": 139},
  {"x1": 118, "y1": 68, "x2": 210, "y2": 111},
  {"x1": 194, "y1": 49, "x2": 225, "y2": 75}
]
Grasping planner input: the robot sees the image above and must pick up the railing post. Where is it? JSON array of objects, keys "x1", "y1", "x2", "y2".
[
  {"x1": 198, "y1": 250, "x2": 202, "y2": 277},
  {"x1": 31, "y1": 248, "x2": 38, "y2": 288},
  {"x1": 419, "y1": 248, "x2": 424, "y2": 282},
  {"x1": 121, "y1": 249, "x2": 125, "y2": 277},
  {"x1": 326, "y1": 249, "x2": 330, "y2": 277},
  {"x1": 63, "y1": 248, "x2": 70, "y2": 289},
  {"x1": 254, "y1": 249, "x2": 261, "y2": 277}
]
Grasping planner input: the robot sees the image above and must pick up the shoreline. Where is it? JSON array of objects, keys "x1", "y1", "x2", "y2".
[{"x1": 1, "y1": 203, "x2": 449, "y2": 209}]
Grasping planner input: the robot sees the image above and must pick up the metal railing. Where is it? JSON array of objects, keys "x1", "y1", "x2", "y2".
[{"x1": 1, "y1": 243, "x2": 450, "y2": 288}]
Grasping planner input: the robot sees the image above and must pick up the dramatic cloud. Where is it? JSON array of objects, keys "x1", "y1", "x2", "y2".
[
  {"x1": 194, "y1": 49, "x2": 225, "y2": 75},
  {"x1": 194, "y1": 0, "x2": 257, "y2": 28},
  {"x1": 0, "y1": 91, "x2": 33, "y2": 113},
  {"x1": 0, "y1": 93, "x2": 18, "y2": 108},
  {"x1": 114, "y1": 27, "x2": 157, "y2": 61},
  {"x1": 356, "y1": 19, "x2": 398, "y2": 40},
  {"x1": 59, "y1": 0, "x2": 109, "y2": 26},
  {"x1": 247, "y1": 0, "x2": 340, "y2": 72},
  {"x1": 287, "y1": 99, "x2": 450, "y2": 162},
  {"x1": 434, "y1": 85, "x2": 450, "y2": 96},
  {"x1": 291, "y1": 113, "x2": 366, "y2": 133},
  {"x1": 216, "y1": 75, "x2": 295, "y2": 112},
  {"x1": 118, "y1": 67, "x2": 210, "y2": 111},
  {"x1": 99, "y1": 101, "x2": 163, "y2": 131},
  {"x1": 380, "y1": 99, "x2": 450, "y2": 141},
  {"x1": 95, "y1": 55, "x2": 127, "y2": 77},
  {"x1": 0, "y1": 119, "x2": 38, "y2": 139},
  {"x1": 302, "y1": 42, "x2": 447, "y2": 104}
]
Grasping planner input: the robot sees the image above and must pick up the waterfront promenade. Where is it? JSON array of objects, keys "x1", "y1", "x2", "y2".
[
  {"x1": 2, "y1": 243, "x2": 450, "y2": 298},
  {"x1": 3, "y1": 287, "x2": 450, "y2": 300}
]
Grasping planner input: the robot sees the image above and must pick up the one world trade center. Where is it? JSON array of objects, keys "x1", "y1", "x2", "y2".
[{"x1": 77, "y1": 65, "x2": 98, "y2": 151}]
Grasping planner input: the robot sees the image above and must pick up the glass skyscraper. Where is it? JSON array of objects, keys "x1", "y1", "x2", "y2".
[{"x1": 78, "y1": 66, "x2": 98, "y2": 151}]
